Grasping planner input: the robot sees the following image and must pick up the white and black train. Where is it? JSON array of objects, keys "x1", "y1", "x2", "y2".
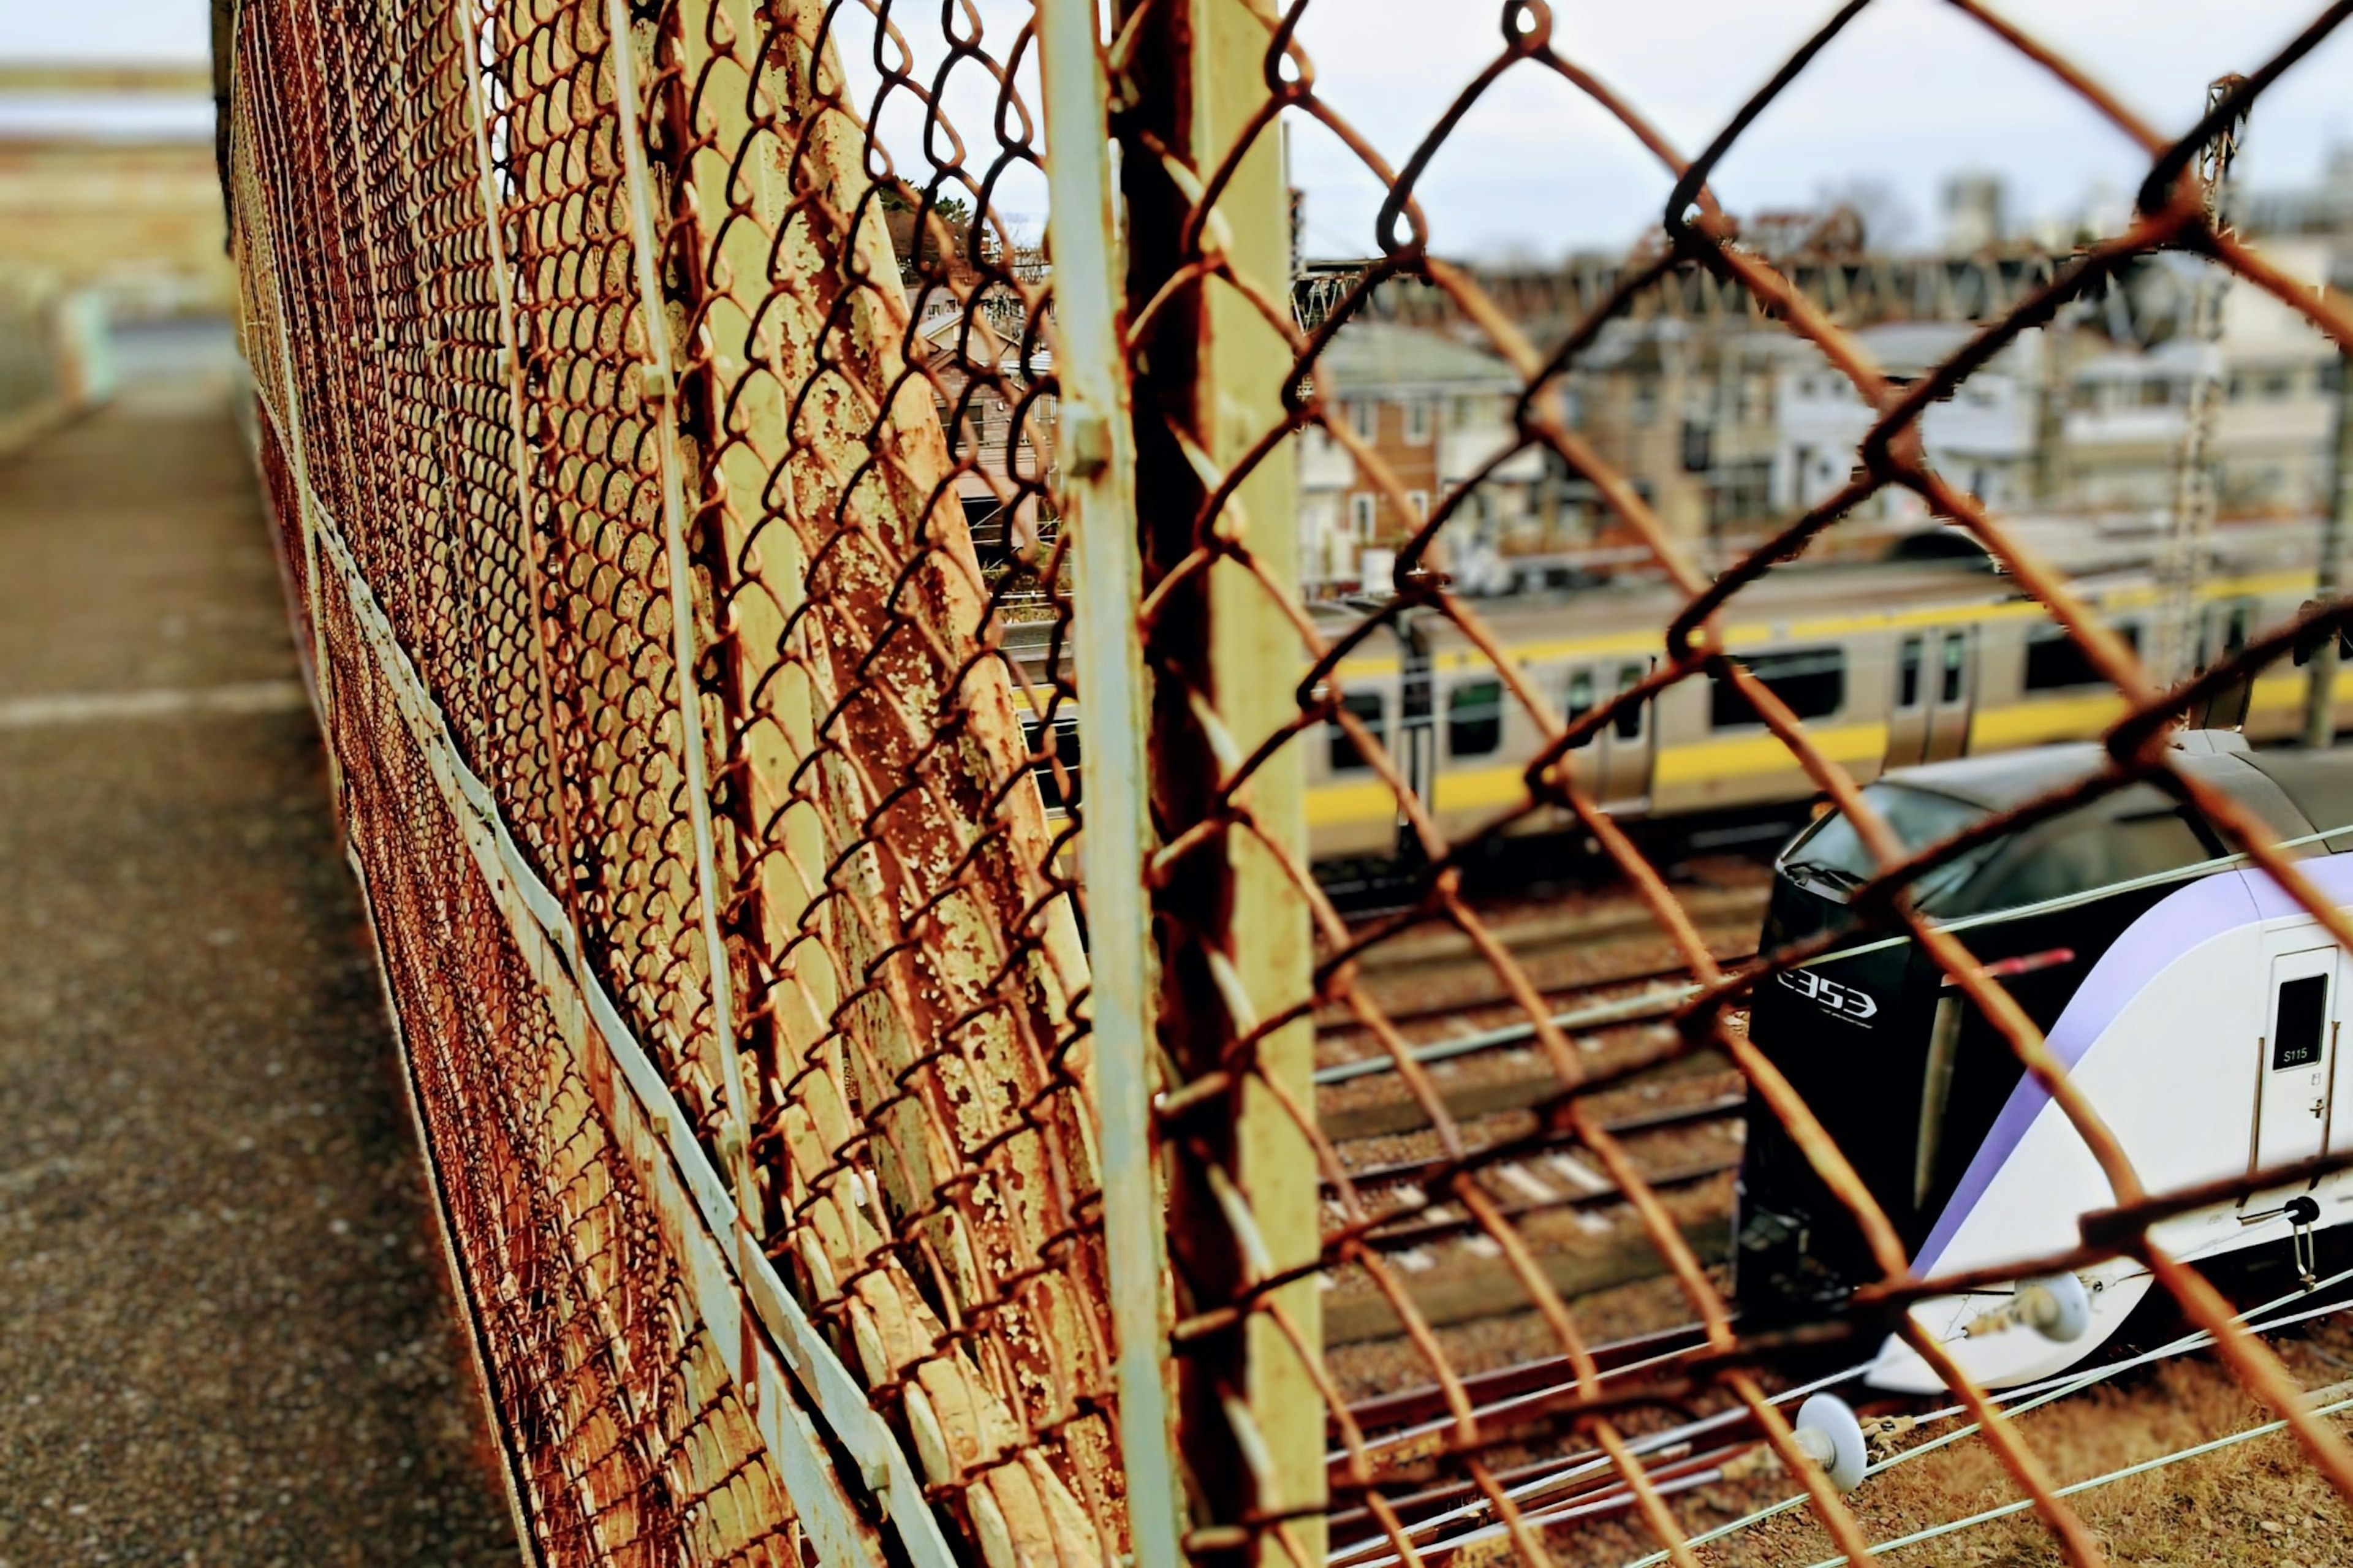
[{"x1": 1737, "y1": 731, "x2": 2353, "y2": 1392}]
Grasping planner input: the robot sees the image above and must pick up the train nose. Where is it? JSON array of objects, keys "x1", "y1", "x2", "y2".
[
  {"x1": 1732, "y1": 1172, "x2": 1868, "y2": 1321},
  {"x1": 1864, "y1": 1268, "x2": 2150, "y2": 1393}
]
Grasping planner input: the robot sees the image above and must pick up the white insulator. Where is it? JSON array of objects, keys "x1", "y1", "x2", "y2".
[
  {"x1": 2016, "y1": 1273, "x2": 2093, "y2": 1344},
  {"x1": 1793, "y1": 1392, "x2": 1869, "y2": 1493}
]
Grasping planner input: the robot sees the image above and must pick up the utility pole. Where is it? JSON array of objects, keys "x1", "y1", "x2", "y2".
[
  {"x1": 2154, "y1": 77, "x2": 2249, "y2": 693},
  {"x1": 2303, "y1": 321, "x2": 2353, "y2": 745}
]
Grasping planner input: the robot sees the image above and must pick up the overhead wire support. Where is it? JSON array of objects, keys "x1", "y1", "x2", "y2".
[{"x1": 2154, "y1": 75, "x2": 2251, "y2": 694}]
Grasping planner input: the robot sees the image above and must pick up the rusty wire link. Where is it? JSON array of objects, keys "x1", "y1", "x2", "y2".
[{"x1": 225, "y1": 0, "x2": 2353, "y2": 1562}]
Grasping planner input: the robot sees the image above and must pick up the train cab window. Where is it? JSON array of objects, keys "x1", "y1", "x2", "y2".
[
  {"x1": 1447, "y1": 680, "x2": 1504, "y2": 757},
  {"x1": 1897, "y1": 636, "x2": 1924, "y2": 710},
  {"x1": 2273, "y1": 974, "x2": 2329, "y2": 1070},
  {"x1": 1327, "y1": 690, "x2": 1387, "y2": 773},
  {"x1": 1565, "y1": 669, "x2": 1597, "y2": 748},
  {"x1": 1939, "y1": 635, "x2": 1966, "y2": 703},
  {"x1": 1613, "y1": 662, "x2": 1648, "y2": 740},
  {"x1": 1970, "y1": 806, "x2": 2207, "y2": 914},
  {"x1": 2023, "y1": 623, "x2": 2139, "y2": 693},
  {"x1": 1778, "y1": 782, "x2": 1987, "y2": 901},
  {"x1": 1708, "y1": 647, "x2": 1845, "y2": 729}
]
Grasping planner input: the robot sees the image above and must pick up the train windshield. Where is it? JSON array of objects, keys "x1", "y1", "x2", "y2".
[{"x1": 1778, "y1": 784, "x2": 1988, "y2": 905}]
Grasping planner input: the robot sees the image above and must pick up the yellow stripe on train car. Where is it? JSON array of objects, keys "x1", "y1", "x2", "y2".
[
  {"x1": 1305, "y1": 777, "x2": 1402, "y2": 827},
  {"x1": 1966, "y1": 692, "x2": 2124, "y2": 749},
  {"x1": 1364, "y1": 568, "x2": 2316, "y2": 686},
  {"x1": 2246, "y1": 668, "x2": 2353, "y2": 717},
  {"x1": 1651, "y1": 721, "x2": 1889, "y2": 787},
  {"x1": 1433, "y1": 762, "x2": 1542, "y2": 814}
]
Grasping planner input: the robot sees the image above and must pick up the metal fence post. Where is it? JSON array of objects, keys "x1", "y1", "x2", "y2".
[
  {"x1": 1035, "y1": 9, "x2": 1185, "y2": 1568},
  {"x1": 603, "y1": 0, "x2": 759, "y2": 1212},
  {"x1": 1116, "y1": 0, "x2": 1322, "y2": 1559}
]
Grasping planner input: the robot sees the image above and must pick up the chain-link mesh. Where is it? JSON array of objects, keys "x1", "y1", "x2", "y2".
[
  {"x1": 223, "y1": 0, "x2": 2353, "y2": 1564},
  {"x1": 1106, "y1": 6, "x2": 2353, "y2": 1568},
  {"x1": 229, "y1": 0, "x2": 1115, "y2": 1562}
]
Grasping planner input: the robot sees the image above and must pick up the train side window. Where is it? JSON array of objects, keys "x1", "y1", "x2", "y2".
[
  {"x1": 1897, "y1": 635, "x2": 1924, "y2": 710},
  {"x1": 1708, "y1": 647, "x2": 1844, "y2": 729},
  {"x1": 1973, "y1": 806, "x2": 2206, "y2": 913},
  {"x1": 1327, "y1": 690, "x2": 1387, "y2": 773},
  {"x1": 1447, "y1": 680, "x2": 1504, "y2": 757},
  {"x1": 1018, "y1": 714, "x2": 1082, "y2": 810},
  {"x1": 1565, "y1": 668, "x2": 1596, "y2": 748},
  {"x1": 2023, "y1": 623, "x2": 2139, "y2": 692},
  {"x1": 1939, "y1": 635, "x2": 1966, "y2": 703},
  {"x1": 1613, "y1": 662, "x2": 1646, "y2": 740},
  {"x1": 2274, "y1": 974, "x2": 2329, "y2": 1070}
]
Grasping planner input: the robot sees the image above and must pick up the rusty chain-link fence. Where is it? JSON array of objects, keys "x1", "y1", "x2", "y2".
[{"x1": 221, "y1": 0, "x2": 2353, "y2": 1563}]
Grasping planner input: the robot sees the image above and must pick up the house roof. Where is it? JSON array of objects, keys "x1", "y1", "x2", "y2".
[{"x1": 1316, "y1": 320, "x2": 1517, "y2": 393}]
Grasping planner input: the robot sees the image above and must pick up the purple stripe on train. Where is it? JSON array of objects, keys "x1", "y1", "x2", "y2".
[{"x1": 1911, "y1": 850, "x2": 2353, "y2": 1278}]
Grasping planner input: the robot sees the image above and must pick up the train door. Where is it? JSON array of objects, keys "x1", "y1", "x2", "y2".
[
  {"x1": 2254, "y1": 941, "x2": 2341, "y2": 1173},
  {"x1": 1599, "y1": 657, "x2": 1654, "y2": 809},
  {"x1": 2192, "y1": 597, "x2": 2259, "y2": 730},
  {"x1": 1396, "y1": 619, "x2": 1437, "y2": 836},
  {"x1": 1923, "y1": 627, "x2": 1974, "y2": 762},
  {"x1": 1884, "y1": 632, "x2": 1930, "y2": 768},
  {"x1": 1560, "y1": 664, "x2": 1604, "y2": 809}
]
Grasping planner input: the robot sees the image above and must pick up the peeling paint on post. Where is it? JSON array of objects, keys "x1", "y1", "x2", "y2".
[
  {"x1": 1035, "y1": 4, "x2": 1184, "y2": 1568},
  {"x1": 1115, "y1": 0, "x2": 1324, "y2": 1561}
]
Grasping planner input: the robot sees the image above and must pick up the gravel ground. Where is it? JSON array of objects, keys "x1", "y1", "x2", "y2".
[{"x1": 0, "y1": 362, "x2": 518, "y2": 1566}]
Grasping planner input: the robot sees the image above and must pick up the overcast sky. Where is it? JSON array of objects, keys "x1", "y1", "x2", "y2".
[{"x1": 10, "y1": 0, "x2": 2349, "y2": 257}]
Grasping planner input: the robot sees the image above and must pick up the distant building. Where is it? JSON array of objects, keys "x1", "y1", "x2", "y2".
[
  {"x1": 0, "y1": 136, "x2": 232, "y2": 319},
  {"x1": 1299, "y1": 320, "x2": 1544, "y2": 594},
  {"x1": 2238, "y1": 145, "x2": 2353, "y2": 238},
  {"x1": 2065, "y1": 237, "x2": 2343, "y2": 518},
  {"x1": 1942, "y1": 172, "x2": 2008, "y2": 256},
  {"x1": 1572, "y1": 318, "x2": 1782, "y2": 555},
  {"x1": 1775, "y1": 321, "x2": 2048, "y2": 520},
  {"x1": 1284, "y1": 186, "x2": 2349, "y2": 599},
  {"x1": 915, "y1": 306, "x2": 1056, "y2": 575}
]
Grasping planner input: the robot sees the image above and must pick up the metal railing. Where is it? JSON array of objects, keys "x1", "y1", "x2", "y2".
[{"x1": 221, "y1": 1, "x2": 2353, "y2": 1564}]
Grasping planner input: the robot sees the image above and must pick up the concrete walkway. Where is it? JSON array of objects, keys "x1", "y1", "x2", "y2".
[{"x1": 0, "y1": 352, "x2": 517, "y2": 1565}]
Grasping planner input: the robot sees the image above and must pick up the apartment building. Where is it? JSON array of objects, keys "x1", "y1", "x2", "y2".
[
  {"x1": 1775, "y1": 320, "x2": 2049, "y2": 521},
  {"x1": 1298, "y1": 320, "x2": 1545, "y2": 594},
  {"x1": 2065, "y1": 237, "x2": 2343, "y2": 518},
  {"x1": 916, "y1": 305, "x2": 1057, "y2": 574}
]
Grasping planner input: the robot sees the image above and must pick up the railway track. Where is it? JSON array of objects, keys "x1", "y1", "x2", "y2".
[
  {"x1": 1320, "y1": 1278, "x2": 2353, "y2": 1567},
  {"x1": 1319, "y1": 1078, "x2": 1746, "y2": 1345},
  {"x1": 1314, "y1": 950, "x2": 1756, "y2": 1044},
  {"x1": 1313, "y1": 877, "x2": 1764, "y2": 1348},
  {"x1": 1305, "y1": 868, "x2": 2353, "y2": 1568},
  {"x1": 1316, "y1": 880, "x2": 1767, "y2": 1037}
]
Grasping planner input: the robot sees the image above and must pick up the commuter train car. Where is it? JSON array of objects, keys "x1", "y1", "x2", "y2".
[
  {"x1": 1299, "y1": 555, "x2": 2338, "y2": 863},
  {"x1": 1735, "y1": 730, "x2": 2353, "y2": 1393},
  {"x1": 1012, "y1": 547, "x2": 2342, "y2": 867}
]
